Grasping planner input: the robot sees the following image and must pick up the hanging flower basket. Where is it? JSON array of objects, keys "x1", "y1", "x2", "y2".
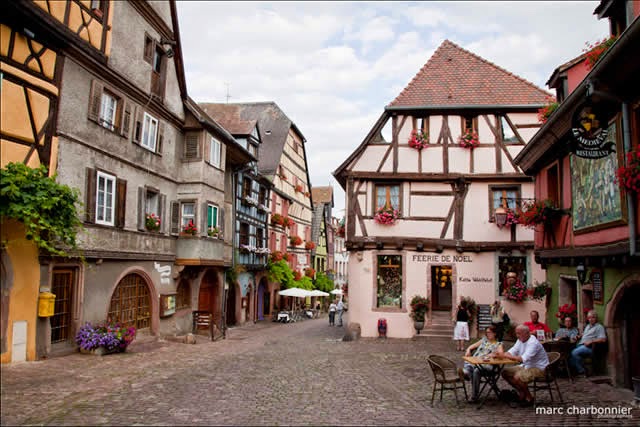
[
  {"x1": 374, "y1": 206, "x2": 399, "y2": 225},
  {"x1": 408, "y1": 129, "x2": 429, "y2": 150},
  {"x1": 615, "y1": 147, "x2": 640, "y2": 193},
  {"x1": 282, "y1": 217, "x2": 294, "y2": 228},
  {"x1": 517, "y1": 199, "x2": 568, "y2": 228},
  {"x1": 271, "y1": 213, "x2": 284, "y2": 226},
  {"x1": 459, "y1": 129, "x2": 479, "y2": 149},
  {"x1": 305, "y1": 241, "x2": 316, "y2": 250},
  {"x1": 289, "y1": 235, "x2": 303, "y2": 246}
]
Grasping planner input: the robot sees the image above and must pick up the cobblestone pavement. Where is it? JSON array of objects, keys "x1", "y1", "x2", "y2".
[{"x1": 1, "y1": 314, "x2": 638, "y2": 426}]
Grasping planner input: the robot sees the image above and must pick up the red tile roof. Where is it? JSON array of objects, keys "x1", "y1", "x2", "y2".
[
  {"x1": 199, "y1": 103, "x2": 257, "y2": 135},
  {"x1": 311, "y1": 186, "x2": 333, "y2": 204},
  {"x1": 389, "y1": 40, "x2": 551, "y2": 107}
]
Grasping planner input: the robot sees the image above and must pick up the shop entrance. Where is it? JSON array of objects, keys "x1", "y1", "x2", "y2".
[{"x1": 431, "y1": 265, "x2": 453, "y2": 310}]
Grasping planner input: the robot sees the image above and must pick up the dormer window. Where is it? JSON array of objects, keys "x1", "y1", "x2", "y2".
[{"x1": 462, "y1": 116, "x2": 478, "y2": 133}]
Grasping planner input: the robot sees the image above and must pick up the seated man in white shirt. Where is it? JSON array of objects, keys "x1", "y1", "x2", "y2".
[{"x1": 495, "y1": 324, "x2": 549, "y2": 406}]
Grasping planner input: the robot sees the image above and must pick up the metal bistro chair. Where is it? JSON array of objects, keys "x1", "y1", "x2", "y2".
[
  {"x1": 531, "y1": 351, "x2": 563, "y2": 405},
  {"x1": 427, "y1": 355, "x2": 468, "y2": 405}
]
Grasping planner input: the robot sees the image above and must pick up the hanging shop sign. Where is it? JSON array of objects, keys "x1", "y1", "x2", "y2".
[{"x1": 571, "y1": 101, "x2": 616, "y2": 159}]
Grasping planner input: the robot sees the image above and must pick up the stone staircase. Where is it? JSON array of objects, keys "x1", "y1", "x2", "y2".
[{"x1": 416, "y1": 310, "x2": 453, "y2": 338}]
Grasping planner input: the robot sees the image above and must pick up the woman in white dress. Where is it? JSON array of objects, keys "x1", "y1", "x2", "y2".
[{"x1": 453, "y1": 296, "x2": 470, "y2": 351}]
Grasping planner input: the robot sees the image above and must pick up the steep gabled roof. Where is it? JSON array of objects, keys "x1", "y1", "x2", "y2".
[
  {"x1": 311, "y1": 186, "x2": 334, "y2": 207},
  {"x1": 198, "y1": 103, "x2": 257, "y2": 136},
  {"x1": 389, "y1": 40, "x2": 550, "y2": 107},
  {"x1": 198, "y1": 102, "x2": 305, "y2": 175}
]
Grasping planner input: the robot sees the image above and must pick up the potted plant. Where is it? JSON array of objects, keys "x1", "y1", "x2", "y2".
[
  {"x1": 304, "y1": 267, "x2": 315, "y2": 278},
  {"x1": 583, "y1": 35, "x2": 617, "y2": 70},
  {"x1": 271, "y1": 213, "x2": 284, "y2": 226},
  {"x1": 207, "y1": 226, "x2": 220, "y2": 238},
  {"x1": 182, "y1": 220, "x2": 198, "y2": 236},
  {"x1": 409, "y1": 295, "x2": 429, "y2": 333},
  {"x1": 555, "y1": 303, "x2": 578, "y2": 327},
  {"x1": 239, "y1": 244, "x2": 256, "y2": 254},
  {"x1": 145, "y1": 213, "x2": 161, "y2": 232},
  {"x1": 289, "y1": 235, "x2": 303, "y2": 246},
  {"x1": 75, "y1": 322, "x2": 136, "y2": 355},
  {"x1": 374, "y1": 206, "x2": 400, "y2": 225},
  {"x1": 504, "y1": 273, "x2": 527, "y2": 303},
  {"x1": 517, "y1": 198, "x2": 568, "y2": 229},
  {"x1": 408, "y1": 129, "x2": 429, "y2": 150},
  {"x1": 459, "y1": 129, "x2": 479, "y2": 149},
  {"x1": 295, "y1": 184, "x2": 303, "y2": 193},
  {"x1": 282, "y1": 217, "x2": 294, "y2": 228},
  {"x1": 305, "y1": 241, "x2": 316, "y2": 250},
  {"x1": 615, "y1": 147, "x2": 640, "y2": 194}
]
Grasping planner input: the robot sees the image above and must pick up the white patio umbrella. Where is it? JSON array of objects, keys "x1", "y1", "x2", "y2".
[
  {"x1": 278, "y1": 287, "x2": 312, "y2": 297},
  {"x1": 329, "y1": 289, "x2": 343, "y2": 295},
  {"x1": 308, "y1": 290, "x2": 330, "y2": 297}
]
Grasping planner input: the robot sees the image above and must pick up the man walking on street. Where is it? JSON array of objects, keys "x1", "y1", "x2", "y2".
[{"x1": 337, "y1": 298, "x2": 345, "y2": 327}]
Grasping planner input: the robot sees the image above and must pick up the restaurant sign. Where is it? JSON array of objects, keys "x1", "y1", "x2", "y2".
[{"x1": 571, "y1": 101, "x2": 615, "y2": 159}]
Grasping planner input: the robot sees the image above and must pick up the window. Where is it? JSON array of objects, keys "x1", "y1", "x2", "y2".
[
  {"x1": 146, "y1": 189, "x2": 159, "y2": 216},
  {"x1": 490, "y1": 186, "x2": 520, "y2": 220},
  {"x1": 153, "y1": 45, "x2": 163, "y2": 73},
  {"x1": 96, "y1": 171, "x2": 116, "y2": 226},
  {"x1": 498, "y1": 256, "x2": 527, "y2": 296},
  {"x1": 150, "y1": 46, "x2": 166, "y2": 98},
  {"x1": 88, "y1": 80, "x2": 132, "y2": 138},
  {"x1": 210, "y1": 137, "x2": 221, "y2": 167},
  {"x1": 376, "y1": 255, "x2": 402, "y2": 308},
  {"x1": 99, "y1": 91, "x2": 117, "y2": 131},
  {"x1": 258, "y1": 186, "x2": 268, "y2": 206},
  {"x1": 207, "y1": 204, "x2": 218, "y2": 231},
  {"x1": 181, "y1": 202, "x2": 195, "y2": 229},
  {"x1": 141, "y1": 112, "x2": 158, "y2": 151},
  {"x1": 184, "y1": 133, "x2": 200, "y2": 160},
  {"x1": 463, "y1": 116, "x2": 477, "y2": 133},
  {"x1": 242, "y1": 178, "x2": 253, "y2": 198},
  {"x1": 239, "y1": 222, "x2": 250, "y2": 246},
  {"x1": 375, "y1": 184, "x2": 400, "y2": 210},
  {"x1": 107, "y1": 273, "x2": 151, "y2": 330},
  {"x1": 500, "y1": 116, "x2": 518, "y2": 144},
  {"x1": 256, "y1": 227, "x2": 264, "y2": 249},
  {"x1": 143, "y1": 34, "x2": 154, "y2": 63}
]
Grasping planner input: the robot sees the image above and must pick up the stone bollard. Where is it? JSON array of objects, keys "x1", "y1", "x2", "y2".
[{"x1": 342, "y1": 323, "x2": 361, "y2": 342}]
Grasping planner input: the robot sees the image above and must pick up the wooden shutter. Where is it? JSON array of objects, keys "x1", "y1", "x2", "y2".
[
  {"x1": 121, "y1": 99, "x2": 133, "y2": 139},
  {"x1": 133, "y1": 107, "x2": 144, "y2": 143},
  {"x1": 85, "y1": 167, "x2": 96, "y2": 223},
  {"x1": 200, "y1": 202, "x2": 208, "y2": 237},
  {"x1": 204, "y1": 135, "x2": 210, "y2": 163},
  {"x1": 116, "y1": 178, "x2": 127, "y2": 228},
  {"x1": 170, "y1": 201, "x2": 180, "y2": 234},
  {"x1": 159, "y1": 194, "x2": 166, "y2": 233},
  {"x1": 143, "y1": 35, "x2": 154, "y2": 63},
  {"x1": 219, "y1": 207, "x2": 225, "y2": 235},
  {"x1": 157, "y1": 121, "x2": 164, "y2": 154},
  {"x1": 184, "y1": 133, "x2": 199, "y2": 160},
  {"x1": 159, "y1": 53, "x2": 168, "y2": 99},
  {"x1": 137, "y1": 187, "x2": 146, "y2": 231},
  {"x1": 88, "y1": 80, "x2": 103, "y2": 123}
]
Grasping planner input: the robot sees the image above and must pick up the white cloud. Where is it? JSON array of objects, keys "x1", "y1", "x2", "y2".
[{"x1": 176, "y1": 1, "x2": 610, "y2": 216}]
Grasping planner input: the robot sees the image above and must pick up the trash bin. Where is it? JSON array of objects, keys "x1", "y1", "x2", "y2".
[
  {"x1": 38, "y1": 292, "x2": 56, "y2": 317},
  {"x1": 377, "y1": 318, "x2": 387, "y2": 338}
]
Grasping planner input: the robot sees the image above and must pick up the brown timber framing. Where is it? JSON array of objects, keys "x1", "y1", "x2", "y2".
[
  {"x1": 347, "y1": 172, "x2": 533, "y2": 182},
  {"x1": 483, "y1": 114, "x2": 502, "y2": 173},
  {"x1": 353, "y1": 180, "x2": 368, "y2": 237},
  {"x1": 346, "y1": 237, "x2": 534, "y2": 253}
]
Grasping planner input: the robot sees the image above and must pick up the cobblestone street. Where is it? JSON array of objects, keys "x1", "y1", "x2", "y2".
[{"x1": 1, "y1": 315, "x2": 638, "y2": 426}]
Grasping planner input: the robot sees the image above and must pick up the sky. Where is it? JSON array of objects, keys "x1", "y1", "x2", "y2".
[{"x1": 176, "y1": 1, "x2": 609, "y2": 218}]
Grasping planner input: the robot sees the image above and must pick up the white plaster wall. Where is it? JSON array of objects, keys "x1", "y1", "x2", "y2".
[
  {"x1": 429, "y1": 116, "x2": 443, "y2": 143},
  {"x1": 502, "y1": 148, "x2": 520, "y2": 173},
  {"x1": 462, "y1": 184, "x2": 511, "y2": 242},
  {"x1": 477, "y1": 116, "x2": 492, "y2": 143},
  {"x1": 410, "y1": 195, "x2": 454, "y2": 217},
  {"x1": 348, "y1": 249, "x2": 548, "y2": 338},
  {"x1": 448, "y1": 148, "x2": 471, "y2": 173},
  {"x1": 473, "y1": 147, "x2": 496, "y2": 174},
  {"x1": 421, "y1": 146, "x2": 444, "y2": 172},
  {"x1": 397, "y1": 147, "x2": 418, "y2": 172},
  {"x1": 353, "y1": 146, "x2": 390, "y2": 171},
  {"x1": 365, "y1": 219, "x2": 444, "y2": 237}
]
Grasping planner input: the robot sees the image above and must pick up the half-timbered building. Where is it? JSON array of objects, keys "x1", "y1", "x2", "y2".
[
  {"x1": 311, "y1": 186, "x2": 335, "y2": 276},
  {"x1": 515, "y1": 1, "x2": 640, "y2": 388},
  {"x1": 199, "y1": 103, "x2": 273, "y2": 324},
  {"x1": 334, "y1": 40, "x2": 551, "y2": 338}
]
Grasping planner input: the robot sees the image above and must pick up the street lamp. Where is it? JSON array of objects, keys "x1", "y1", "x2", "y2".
[
  {"x1": 576, "y1": 263, "x2": 587, "y2": 284},
  {"x1": 494, "y1": 207, "x2": 508, "y2": 228}
]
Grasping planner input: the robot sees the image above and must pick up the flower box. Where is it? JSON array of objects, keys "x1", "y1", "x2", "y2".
[
  {"x1": 537, "y1": 96, "x2": 559, "y2": 124},
  {"x1": 374, "y1": 206, "x2": 399, "y2": 225},
  {"x1": 289, "y1": 235, "x2": 303, "y2": 246},
  {"x1": 271, "y1": 213, "x2": 284, "y2": 226},
  {"x1": 408, "y1": 129, "x2": 429, "y2": 150},
  {"x1": 182, "y1": 220, "x2": 198, "y2": 235},
  {"x1": 145, "y1": 213, "x2": 161, "y2": 232},
  {"x1": 305, "y1": 241, "x2": 316, "y2": 250},
  {"x1": 459, "y1": 129, "x2": 479, "y2": 149},
  {"x1": 239, "y1": 244, "x2": 257, "y2": 254},
  {"x1": 584, "y1": 36, "x2": 617, "y2": 70}
]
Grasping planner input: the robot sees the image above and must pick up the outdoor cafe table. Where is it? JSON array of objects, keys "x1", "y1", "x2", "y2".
[{"x1": 462, "y1": 356, "x2": 520, "y2": 408}]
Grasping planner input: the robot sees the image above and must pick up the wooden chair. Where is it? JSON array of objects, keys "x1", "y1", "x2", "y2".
[
  {"x1": 192, "y1": 310, "x2": 214, "y2": 341},
  {"x1": 531, "y1": 351, "x2": 563, "y2": 405},
  {"x1": 427, "y1": 355, "x2": 468, "y2": 405},
  {"x1": 584, "y1": 341, "x2": 608, "y2": 376}
]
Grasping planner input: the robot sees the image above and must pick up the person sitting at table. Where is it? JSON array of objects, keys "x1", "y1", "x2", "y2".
[
  {"x1": 523, "y1": 310, "x2": 552, "y2": 338},
  {"x1": 463, "y1": 325, "x2": 504, "y2": 403},
  {"x1": 555, "y1": 316, "x2": 579, "y2": 342},
  {"x1": 495, "y1": 325, "x2": 549, "y2": 407},
  {"x1": 569, "y1": 310, "x2": 607, "y2": 378}
]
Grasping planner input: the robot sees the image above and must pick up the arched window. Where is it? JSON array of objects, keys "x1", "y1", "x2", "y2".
[{"x1": 108, "y1": 273, "x2": 151, "y2": 330}]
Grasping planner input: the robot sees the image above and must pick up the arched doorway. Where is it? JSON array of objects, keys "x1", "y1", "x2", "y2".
[
  {"x1": 199, "y1": 270, "x2": 222, "y2": 325},
  {"x1": 226, "y1": 283, "x2": 237, "y2": 326},
  {"x1": 107, "y1": 273, "x2": 151, "y2": 331},
  {"x1": 257, "y1": 278, "x2": 269, "y2": 321},
  {"x1": 607, "y1": 279, "x2": 640, "y2": 389}
]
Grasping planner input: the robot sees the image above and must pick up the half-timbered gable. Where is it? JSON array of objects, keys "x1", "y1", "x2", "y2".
[{"x1": 334, "y1": 40, "x2": 553, "y2": 338}]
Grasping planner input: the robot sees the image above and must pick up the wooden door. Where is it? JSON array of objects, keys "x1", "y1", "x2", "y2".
[
  {"x1": 51, "y1": 269, "x2": 74, "y2": 343},
  {"x1": 431, "y1": 265, "x2": 453, "y2": 311}
]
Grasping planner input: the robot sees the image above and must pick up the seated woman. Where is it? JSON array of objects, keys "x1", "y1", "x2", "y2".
[
  {"x1": 463, "y1": 325, "x2": 504, "y2": 403},
  {"x1": 555, "y1": 316, "x2": 579, "y2": 342}
]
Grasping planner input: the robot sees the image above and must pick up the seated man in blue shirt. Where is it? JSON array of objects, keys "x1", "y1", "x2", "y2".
[
  {"x1": 495, "y1": 325, "x2": 549, "y2": 406},
  {"x1": 555, "y1": 316, "x2": 579, "y2": 342},
  {"x1": 569, "y1": 310, "x2": 607, "y2": 377}
]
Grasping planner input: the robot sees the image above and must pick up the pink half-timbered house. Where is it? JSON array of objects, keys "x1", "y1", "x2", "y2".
[{"x1": 334, "y1": 40, "x2": 553, "y2": 338}]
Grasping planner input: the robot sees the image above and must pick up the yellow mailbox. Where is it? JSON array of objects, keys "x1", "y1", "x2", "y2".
[{"x1": 38, "y1": 292, "x2": 56, "y2": 317}]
